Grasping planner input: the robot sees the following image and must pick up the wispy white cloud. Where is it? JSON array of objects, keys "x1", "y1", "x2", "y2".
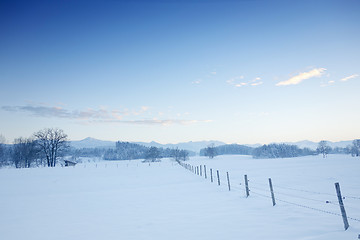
[
  {"x1": 96, "y1": 119, "x2": 213, "y2": 126},
  {"x1": 320, "y1": 80, "x2": 335, "y2": 87},
  {"x1": 276, "y1": 68, "x2": 326, "y2": 86},
  {"x1": 2, "y1": 105, "x2": 121, "y2": 120},
  {"x1": 251, "y1": 81, "x2": 263, "y2": 86},
  {"x1": 132, "y1": 106, "x2": 150, "y2": 116},
  {"x1": 192, "y1": 79, "x2": 202, "y2": 84},
  {"x1": 1, "y1": 104, "x2": 211, "y2": 126},
  {"x1": 210, "y1": 71, "x2": 217, "y2": 75},
  {"x1": 341, "y1": 74, "x2": 359, "y2": 82},
  {"x1": 250, "y1": 77, "x2": 263, "y2": 86},
  {"x1": 235, "y1": 82, "x2": 247, "y2": 87},
  {"x1": 226, "y1": 76, "x2": 244, "y2": 85},
  {"x1": 227, "y1": 76, "x2": 262, "y2": 87}
]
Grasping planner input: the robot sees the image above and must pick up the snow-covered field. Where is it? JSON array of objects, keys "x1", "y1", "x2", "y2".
[{"x1": 0, "y1": 155, "x2": 359, "y2": 240}]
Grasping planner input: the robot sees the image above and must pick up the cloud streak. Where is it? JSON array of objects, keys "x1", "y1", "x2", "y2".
[
  {"x1": 94, "y1": 119, "x2": 213, "y2": 126},
  {"x1": 192, "y1": 79, "x2": 202, "y2": 84},
  {"x1": 2, "y1": 105, "x2": 121, "y2": 120},
  {"x1": 341, "y1": 74, "x2": 358, "y2": 82},
  {"x1": 320, "y1": 80, "x2": 335, "y2": 87},
  {"x1": 227, "y1": 76, "x2": 262, "y2": 87},
  {"x1": 276, "y1": 68, "x2": 326, "y2": 86},
  {"x1": 1, "y1": 104, "x2": 211, "y2": 126}
]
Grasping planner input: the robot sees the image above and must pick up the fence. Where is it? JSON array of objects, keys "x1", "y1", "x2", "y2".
[{"x1": 176, "y1": 161, "x2": 360, "y2": 233}]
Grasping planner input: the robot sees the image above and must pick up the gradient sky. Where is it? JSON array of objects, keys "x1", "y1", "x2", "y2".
[{"x1": 1, "y1": 0, "x2": 359, "y2": 144}]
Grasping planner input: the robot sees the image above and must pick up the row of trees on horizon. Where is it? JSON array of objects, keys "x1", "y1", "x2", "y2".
[
  {"x1": 200, "y1": 140, "x2": 360, "y2": 159},
  {"x1": 1, "y1": 129, "x2": 360, "y2": 168}
]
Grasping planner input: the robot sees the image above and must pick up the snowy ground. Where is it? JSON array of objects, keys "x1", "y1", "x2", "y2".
[{"x1": 0, "y1": 155, "x2": 359, "y2": 240}]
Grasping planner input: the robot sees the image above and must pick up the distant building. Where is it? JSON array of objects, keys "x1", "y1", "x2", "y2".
[{"x1": 64, "y1": 160, "x2": 77, "y2": 167}]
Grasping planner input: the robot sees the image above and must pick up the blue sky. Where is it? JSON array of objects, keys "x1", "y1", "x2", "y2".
[{"x1": 1, "y1": 0, "x2": 359, "y2": 144}]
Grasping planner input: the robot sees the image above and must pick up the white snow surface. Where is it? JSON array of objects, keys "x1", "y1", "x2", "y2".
[{"x1": 0, "y1": 155, "x2": 359, "y2": 240}]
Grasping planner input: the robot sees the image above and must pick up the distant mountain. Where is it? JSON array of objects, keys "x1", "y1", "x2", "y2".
[
  {"x1": 244, "y1": 143, "x2": 262, "y2": 148},
  {"x1": 135, "y1": 140, "x2": 226, "y2": 153},
  {"x1": 70, "y1": 137, "x2": 115, "y2": 149},
  {"x1": 287, "y1": 140, "x2": 318, "y2": 149},
  {"x1": 327, "y1": 140, "x2": 353, "y2": 149}
]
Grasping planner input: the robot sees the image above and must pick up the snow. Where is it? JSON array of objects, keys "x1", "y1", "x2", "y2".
[{"x1": 0, "y1": 155, "x2": 359, "y2": 240}]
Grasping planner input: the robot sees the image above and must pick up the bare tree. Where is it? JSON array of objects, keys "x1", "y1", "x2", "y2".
[
  {"x1": 317, "y1": 140, "x2": 331, "y2": 158},
  {"x1": 0, "y1": 134, "x2": 5, "y2": 144},
  {"x1": 34, "y1": 128, "x2": 69, "y2": 167},
  {"x1": 179, "y1": 149, "x2": 189, "y2": 161},
  {"x1": 351, "y1": 139, "x2": 360, "y2": 157},
  {"x1": 12, "y1": 137, "x2": 38, "y2": 168},
  {"x1": 171, "y1": 148, "x2": 181, "y2": 161}
]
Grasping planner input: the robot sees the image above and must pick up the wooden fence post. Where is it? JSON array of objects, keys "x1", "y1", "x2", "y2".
[
  {"x1": 227, "y1": 172, "x2": 231, "y2": 191},
  {"x1": 204, "y1": 165, "x2": 207, "y2": 179},
  {"x1": 200, "y1": 165, "x2": 202, "y2": 176},
  {"x1": 244, "y1": 175, "x2": 249, "y2": 197},
  {"x1": 210, "y1": 168, "x2": 213, "y2": 182},
  {"x1": 268, "y1": 178, "x2": 276, "y2": 206},
  {"x1": 217, "y1": 170, "x2": 220, "y2": 186},
  {"x1": 335, "y1": 182, "x2": 349, "y2": 230}
]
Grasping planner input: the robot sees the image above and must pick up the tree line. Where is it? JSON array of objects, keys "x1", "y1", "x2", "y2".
[
  {"x1": 200, "y1": 140, "x2": 360, "y2": 159},
  {"x1": 252, "y1": 144, "x2": 315, "y2": 158},
  {"x1": 103, "y1": 141, "x2": 192, "y2": 162}
]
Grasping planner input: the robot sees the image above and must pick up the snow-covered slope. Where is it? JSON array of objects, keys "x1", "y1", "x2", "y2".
[{"x1": 0, "y1": 155, "x2": 359, "y2": 240}]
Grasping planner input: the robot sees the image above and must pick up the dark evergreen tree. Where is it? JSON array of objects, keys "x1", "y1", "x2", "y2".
[
  {"x1": 144, "y1": 147, "x2": 161, "y2": 162},
  {"x1": 203, "y1": 144, "x2": 217, "y2": 159}
]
